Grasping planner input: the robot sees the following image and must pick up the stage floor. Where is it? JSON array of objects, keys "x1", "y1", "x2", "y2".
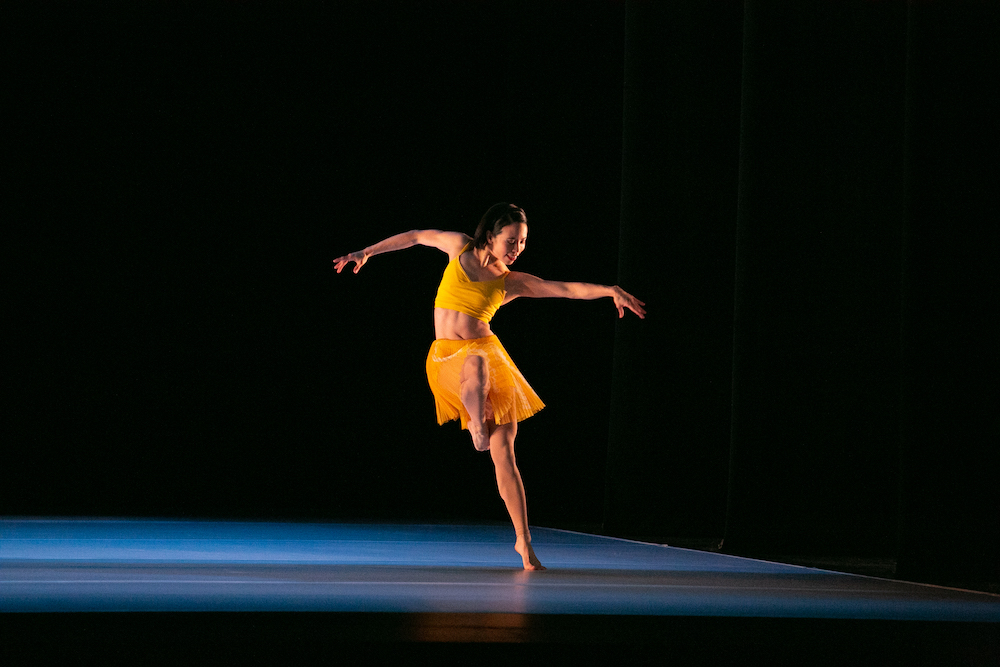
[{"x1": 2, "y1": 518, "x2": 998, "y2": 620}]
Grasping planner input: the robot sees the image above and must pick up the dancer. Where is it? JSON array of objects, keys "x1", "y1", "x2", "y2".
[{"x1": 333, "y1": 203, "x2": 645, "y2": 570}]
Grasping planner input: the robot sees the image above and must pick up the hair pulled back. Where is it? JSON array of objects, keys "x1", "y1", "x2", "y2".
[{"x1": 471, "y1": 203, "x2": 527, "y2": 250}]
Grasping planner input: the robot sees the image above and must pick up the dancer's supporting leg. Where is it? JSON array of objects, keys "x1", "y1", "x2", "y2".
[
  {"x1": 490, "y1": 419, "x2": 545, "y2": 571},
  {"x1": 460, "y1": 354, "x2": 491, "y2": 451}
]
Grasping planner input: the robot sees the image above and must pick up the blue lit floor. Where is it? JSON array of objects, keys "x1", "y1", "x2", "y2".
[{"x1": 2, "y1": 519, "x2": 998, "y2": 621}]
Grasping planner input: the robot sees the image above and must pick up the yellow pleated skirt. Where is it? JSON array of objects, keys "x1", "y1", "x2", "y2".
[{"x1": 425, "y1": 335, "x2": 545, "y2": 430}]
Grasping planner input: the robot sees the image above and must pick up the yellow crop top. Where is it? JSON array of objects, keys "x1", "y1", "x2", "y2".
[{"x1": 433, "y1": 244, "x2": 508, "y2": 323}]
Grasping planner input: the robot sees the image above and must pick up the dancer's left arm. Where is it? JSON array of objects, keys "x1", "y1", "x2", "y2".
[{"x1": 504, "y1": 272, "x2": 646, "y2": 319}]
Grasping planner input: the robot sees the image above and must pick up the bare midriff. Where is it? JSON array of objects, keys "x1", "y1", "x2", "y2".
[{"x1": 434, "y1": 307, "x2": 493, "y2": 341}]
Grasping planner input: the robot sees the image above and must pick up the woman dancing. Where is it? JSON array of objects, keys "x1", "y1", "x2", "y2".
[{"x1": 332, "y1": 203, "x2": 645, "y2": 570}]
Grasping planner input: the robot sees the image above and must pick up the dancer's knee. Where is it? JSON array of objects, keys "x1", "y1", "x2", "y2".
[{"x1": 489, "y1": 422, "x2": 517, "y2": 457}]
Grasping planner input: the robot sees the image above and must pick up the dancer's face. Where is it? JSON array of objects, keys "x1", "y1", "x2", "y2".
[{"x1": 488, "y1": 222, "x2": 528, "y2": 265}]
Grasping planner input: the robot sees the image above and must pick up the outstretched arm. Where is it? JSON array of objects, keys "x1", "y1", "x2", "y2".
[
  {"x1": 505, "y1": 272, "x2": 646, "y2": 319},
  {"x1": 333, "y1": 230, "x2": 469, "y2": 274}
]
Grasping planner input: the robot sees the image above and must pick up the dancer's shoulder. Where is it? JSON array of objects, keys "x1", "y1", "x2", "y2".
[{"x1": 414, "y1": 230, "x2": 471, "y2": 259}]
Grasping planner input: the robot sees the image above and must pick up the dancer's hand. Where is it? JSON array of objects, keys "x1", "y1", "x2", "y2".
[
  {"x1": 613, "y1": 286, "x2": 646, "y2": 319},
  {"x1": 333, "y1": 251, "x2": 368, "y2": 274}
]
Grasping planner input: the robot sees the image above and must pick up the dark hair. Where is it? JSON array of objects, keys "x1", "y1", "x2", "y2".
[{"x1": 471, "y1": 203, "x2": 527, "y2": 250}]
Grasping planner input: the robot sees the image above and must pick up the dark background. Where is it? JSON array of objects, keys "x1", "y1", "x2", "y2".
[{"x1": 4, "y1": 1, "x2": 997, "y2": 592}]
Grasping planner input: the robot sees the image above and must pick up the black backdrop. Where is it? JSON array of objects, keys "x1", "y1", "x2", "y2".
[
  {"x1": 5, "y1": 1, "x2": 997, "y2": 592},
  {"x1": 7, "y1": 1, "x2": 626, "y2": 527}
]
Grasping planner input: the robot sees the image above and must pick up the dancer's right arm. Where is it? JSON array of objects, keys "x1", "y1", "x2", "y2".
[{"x1": 333, "y1": 230, "x2": 469, "y2": 274}]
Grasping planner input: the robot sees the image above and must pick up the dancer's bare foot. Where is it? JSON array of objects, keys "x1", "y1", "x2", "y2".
[
  {"x1": 515, "y1": 533, "x2": 546, "y2": 570},
  {"x1": 469, "y1": 421, "x2": 490, "y2": 451}
]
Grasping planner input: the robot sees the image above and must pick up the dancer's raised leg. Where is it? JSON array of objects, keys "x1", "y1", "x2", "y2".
[
  {"x1": 460, "y1": 354, "x2": 491, "y2": 451},
  {"x1": 489, "y1": 420, "x2": 545, "y2": 570}
]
